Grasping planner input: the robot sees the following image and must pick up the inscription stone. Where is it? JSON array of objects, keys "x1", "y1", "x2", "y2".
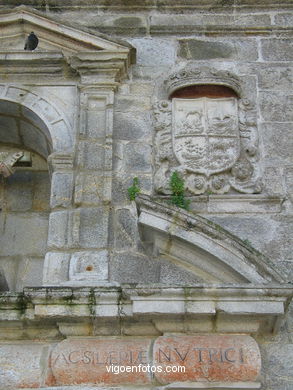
[
  {"x1": 49, "y1": 336, "x2": 261, "y2": 386},
  {"x1": 50, "y1": 338, "x2": 152, "y2": 385},
  {"x1": 153, "y1": 335, "x2": 261, "y2": 384}
]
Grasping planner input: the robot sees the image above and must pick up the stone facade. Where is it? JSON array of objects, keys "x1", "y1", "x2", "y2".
[{"x1": 0, "y1": 1, "x2": 292, "y2": 390}]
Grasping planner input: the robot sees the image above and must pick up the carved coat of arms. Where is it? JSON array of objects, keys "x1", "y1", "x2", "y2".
[
  {"x1": 153, "y1": 71, "x2": 263, "y2": 195},
  {"x1": 172, "y1": 98, "x2": 240, "y2": 177}
]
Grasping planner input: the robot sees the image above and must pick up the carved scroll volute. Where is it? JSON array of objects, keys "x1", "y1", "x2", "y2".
[
  {"x1": 153, "y1": 68, "x2": 263, "y2": 196},
  {"x1": 0, "y1": 151, "x2": 24, "y2": 178}
]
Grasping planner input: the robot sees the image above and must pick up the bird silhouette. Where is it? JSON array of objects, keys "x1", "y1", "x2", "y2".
[{"x1": 24, "y1": 32, "x2": 39, "y2": 51}]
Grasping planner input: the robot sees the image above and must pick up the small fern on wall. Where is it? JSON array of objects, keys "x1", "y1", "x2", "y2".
[{"x1": 170, "y1": 171, "x2": 190, "y2": 210}]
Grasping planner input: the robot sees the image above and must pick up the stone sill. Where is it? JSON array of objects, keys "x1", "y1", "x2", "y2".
[{"x1": 0, "y1": 284, "x2": 292, "y2": 337}]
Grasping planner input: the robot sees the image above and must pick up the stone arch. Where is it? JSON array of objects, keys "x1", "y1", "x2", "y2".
[
  {"x1": 0, "y1": 84, "x2": 73, "y2": 153},
  {"x1": 136, "y1": 195, "x2": 284, "y2": 285}
]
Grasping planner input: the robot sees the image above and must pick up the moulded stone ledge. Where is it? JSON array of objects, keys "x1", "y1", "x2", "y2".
[{"x1": 0, "y1": 285, "x2": 292, "y2": 335}]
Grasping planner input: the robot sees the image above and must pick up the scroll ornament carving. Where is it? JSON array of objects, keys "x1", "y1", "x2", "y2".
[
  {"x1": 0, "y1": 151, "x2": 24, "y2": 177},
  {"x1": 153, "y1": 93, "x2": 263, "y2": 195}
]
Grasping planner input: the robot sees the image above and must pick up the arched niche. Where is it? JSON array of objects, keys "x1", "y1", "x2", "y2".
[{"x1": 0, "y1": 100, "x2": 53, "y2": 292}]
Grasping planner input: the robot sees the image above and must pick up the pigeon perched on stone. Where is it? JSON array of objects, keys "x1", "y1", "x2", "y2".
[{"x1": 24, "y1": 32, "x2": 39, "y2": 51}]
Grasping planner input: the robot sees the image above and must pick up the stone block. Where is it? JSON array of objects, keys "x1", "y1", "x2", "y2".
[
  {"x1": 77, "y1": 141, "x2": 105, "y2": 170},
  {"x1": 153, "y1": 335, "x2": 261, "y2": 384},
  {"x1": 20, "y1": 119, "x2": 50, "y2": 158},
  {"x1": 43, "y1": 252, "x2": 70, "y2": 285},
  {"x1": 131, "y1": 65, "x2": 171, "y2": 81},
  {"x1": 261, "y1": 39, "x2": 293, "y2": 61},
  {"x1": 261, "y1": 343, "x2": 293, "y2": 390},
  {"x1": 257, "y1": 65, "x2": 293, "y2": 91},
  {"x1": 79, "y1": 207, "x2": 108, "y2": 248},
  {"x1": 32, "y1": 172, "x2": 51, "y2": 211},
  {"x1": 128, "y1": 37, "x2": 176, "y2": 66},
  {"x1": 110, "y1": 253, "x2": 160, "y2": 283},
  {"x1": 179, "y1": 39, "x2": 235, "y2": 60},
  {"x1": 158, "y1": 257, "x2": 202, "y2": 284},
  {"x1": 260, "y1": 123, "x2": 293, "y2": 165},
  {"x1": 0, "y1": 343, "x2": 49, "y2": 389},
  {"x1": 50, "y1": 172, "x2": 73, "y2": 208},
  {"x1": 113, "y1": 111, "x2": 152, "y2": 141},
  {"x1": 178, "y1": 38, "x2": 258, "y2": 61},
  {"x1": 5, "y1": 171, "x2": 33, "y2": 211},
  {"x1": 0, "y1": 116, "x2": 20, "y2": 144},
  {"x1": 111, "y1": 175, "x2": 152, "y2": 204},
  {"x1": 0, "y1": 256, "x2": 18, "y2": 291},
  {"x1": 129, "y1": 82, "x2": 154, "y2": 96},
  {"x1": 0, "y1": 213, "x2": 49, "y2": 256},
  {"x1": 114, "y1": 208, "x2": 138, "y2": 250},
  {"x1": 47, "y1": 210, "x2": 70, "y2": 249},
  {"x1": 285, "y1": 166, "x2": 293, "y2": 204},
  {"x1": 259, "y1": 92, "x2": 293, "y2": 122},
  {"x1": 84, "y1": 109, "x2": 106, "y2": 140},
  {"x1": 263, "y1": 167, "x2": 285, "y2": 196},
  {"x1": 150, "y1": 13, "x2": 271, "y2": 33},
  {"x1": 49, "y1": 338, "x2": 152, "y2": 386},
  {"x1": 114, "y1": 95, "x2": 151, "y2": 112},
  {"x1": 123, "y1": 143, "x2": 152, "y2": 173},
  {"x1": 274, "y1": 13, "x2": 293, "y2": 26},
  {"x1": 74, "y1": 173, "x2": 106, "y2": 205},
  {"x1": 15, "y1": 257, "x2": 44, "y2": 291},
  {"x1": 69, "y1": 250, "x2": 108, "y2": 281}
]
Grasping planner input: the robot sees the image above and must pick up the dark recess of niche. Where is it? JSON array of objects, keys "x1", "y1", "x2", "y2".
[{"x1": 170, "y1": 84, "x2": 238, "y2": 99}]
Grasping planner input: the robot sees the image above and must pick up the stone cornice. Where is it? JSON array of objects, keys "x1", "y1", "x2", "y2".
[{"x1": 0, "y1": 285, "x2": 292, "y2": 337}]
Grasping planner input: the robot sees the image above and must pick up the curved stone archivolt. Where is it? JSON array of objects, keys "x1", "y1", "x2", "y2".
[
  {"x1": 0, "y1": 84, "x2": 73, "y2": 154},
  {"x1": 136, "y1": 195, "x2": 284, "y2": 285}
]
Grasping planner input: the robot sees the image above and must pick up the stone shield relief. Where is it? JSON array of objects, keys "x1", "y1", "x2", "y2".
[{"x1": 153, "y1": 97, "x2": 263, "y2": 195}]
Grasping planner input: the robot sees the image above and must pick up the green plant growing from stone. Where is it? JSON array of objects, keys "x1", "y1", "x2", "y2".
[
  {"x1": 127, "y1": 177, "x2": 141, "y2": 201},
  {"x1": 170, "y1": 171, "x2": 190, "y2": 210}
]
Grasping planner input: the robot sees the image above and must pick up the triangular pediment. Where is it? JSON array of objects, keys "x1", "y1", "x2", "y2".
[
  {"x1": 136, "y1": 195, "x2": 284, "y2": 285},
  {"x1": 0, "y1": 6, "x2": 134, "y2": 56}
]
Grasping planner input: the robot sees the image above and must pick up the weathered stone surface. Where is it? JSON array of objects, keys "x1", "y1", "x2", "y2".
[
  {"x1": 50, "y1": 172, "x2": 73, "y2": 208},
  {"x1": 69, "y1": 250, "x2": 108, "y2": 282},
  {"x1": 261, "y1": 342, "x2": 293, "y2": 390},
  {"x1": 259, "y1": 92, "x2": 293, "y2": 122},
  {"x1": 0, "y1": 213, "x2": 49, "y2": 256},
  {"x1": 285, "y1": 166, "x2": 293, "y2": 204},
  {"x1": 49, "y1": 338, "x2": 152, "y2": 386},
  {"x1": 150, "y1": 14, "x2": 271, "y2": 33},
  {"x1": 178, "y1": 39, "x2": 235, "y2": 60},
  {"x1": 123, "y1": 143, "x2": 152, "y2": 173},
  {"x1": 129, "y1": 38, "x2": 176, "y2": 65},
  {"x1": 114, "y1": 95, "x2": 152, "y2": 112},
  {"x1": 261, "y1": 39, "x2": 293, "y2": 61},
  {"x1": 153, "y1": 335, "x2": 261, "y2": 384},
  {"x1": 43, "y1": 252, "x2": 70, "y2": 285},
  {"x1": 260, "y1": 123, "x2": 293, "y2": 165},
  {"x1": 0, "y1": 343, "x2": 48, "y2": 389},
  {"x1": 78, "y1": 141, "x2": 105, "y2": 170},
  {"x1": 15, "y1": 257, "x2": 44, "y2": 291},
  {"x1": 74, "y1": 173, "x2": 107, "y2": 205},
  {"x1": 114, "y1": 208, "x2": 138, "y2": 250},
  {"x1": 274, "y1": 13, "x2": 293, "y2": 26},
  {"x1": 0, "y1": 116, "x2": 20, "y2": 144},
  {"x1": 178, "y1": 38, "x2": 258, "y2": 61},
  {"x1": 257, "y1": 65, "x2": 293, "y2": 91},
  {"x1": 110, "y1": 253, "x2": 160, "y2": 283},
  {"x1": 113, "y1": 111, "x2": 152, "y2": 140},
  {"x1": 79, "y1": 207, "x2": 109, "y2": 248}
]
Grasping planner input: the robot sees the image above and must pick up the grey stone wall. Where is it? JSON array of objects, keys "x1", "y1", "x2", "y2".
[
  {"x1": 0, "y1": 1, "x2": 292, "y2": 389},
  {"x1": 0, "y1": 148, "x2": 50, "y2": 291}
]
